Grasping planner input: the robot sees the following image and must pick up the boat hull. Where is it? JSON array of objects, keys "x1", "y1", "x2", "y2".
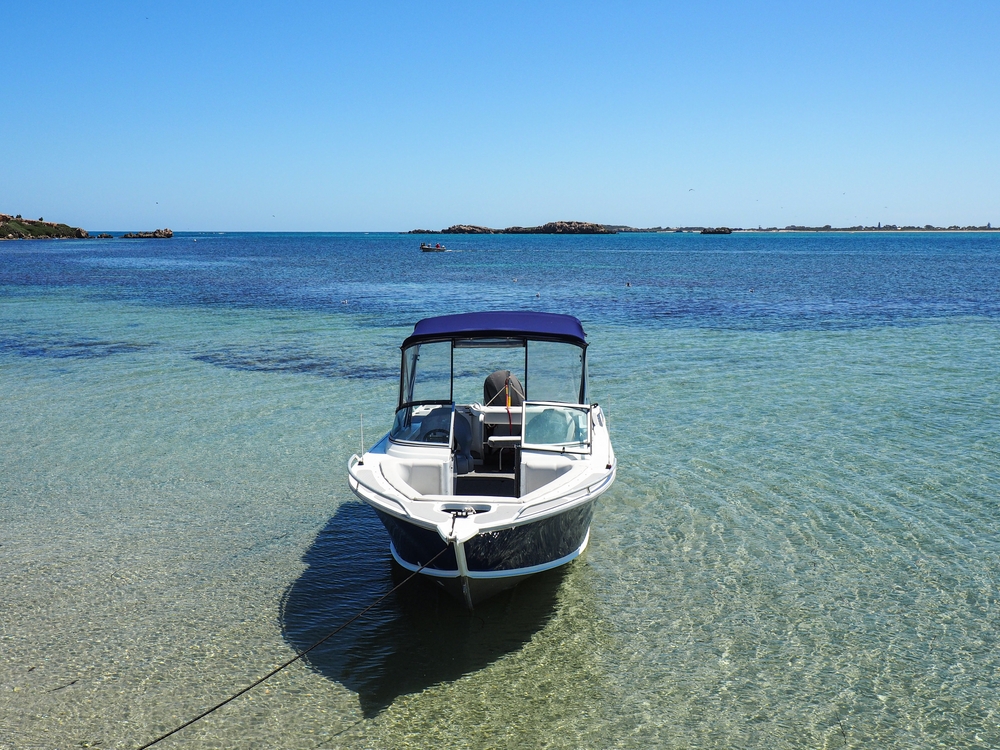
[{"x1": 373, "y1": 500, "x2": 596, "y2": 607}]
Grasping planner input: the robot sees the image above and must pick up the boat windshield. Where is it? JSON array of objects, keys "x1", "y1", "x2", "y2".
[
  {"x1": 453, "y1": 338, "x2": 525, "y2": 406},
  {"x1": 389, "y1": 403, "x2": 452, "y2": 444},
  {"x1": 526, "y1": 340, "x2": 586, "y2": 404},
  {"x1": 399, "y1": 340, "x2": 451, "y2": 406},
  {"x1": 398, "y1": 337, "x2": 587, "y2": 409},
  {"x1": 522, "y1": 403, "x2": 591, "y2": 452}
]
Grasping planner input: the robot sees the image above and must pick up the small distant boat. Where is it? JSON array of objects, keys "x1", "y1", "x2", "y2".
[
  {"x1": 701, "y1": 227, "x2": 732, "y2": 235},
  {"x1": 347, "y1": 311, "x2": 616, "y2": 609},
  {"x1": 421, "y1": 242, "x2": 447, "y2": 252}
]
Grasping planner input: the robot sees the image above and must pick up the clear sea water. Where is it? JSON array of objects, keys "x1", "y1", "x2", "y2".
[{"x1": 1, "y1": 231, "x2": 999, "y2": 749}]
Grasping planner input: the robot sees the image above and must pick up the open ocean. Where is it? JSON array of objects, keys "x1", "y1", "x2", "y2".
[{"x1": 2, "y1": 231, "x2": 999, "y2": 749}]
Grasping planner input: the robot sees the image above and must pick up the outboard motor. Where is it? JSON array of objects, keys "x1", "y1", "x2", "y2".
[{"x1": 484, "y1": 370, "x2": 524, "y2": 407}]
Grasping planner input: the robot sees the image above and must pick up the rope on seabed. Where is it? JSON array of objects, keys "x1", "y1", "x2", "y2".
[{"x1": 137, "y1": 545, "x2": 450, "y2": 749}]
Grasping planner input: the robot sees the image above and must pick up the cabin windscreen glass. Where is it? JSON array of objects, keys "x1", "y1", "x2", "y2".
[
  {"x1": 452, "y1": 341, "x2": 525, "y2": 406},
  {"x1": 400, "y1": 341, "x2": 451, "y2": 406},
  {"x1": 390, "y1": 404, "x2": 453, "y2": 444},
  {"x1": 522, "y1": 403, "x2": 591, "y2": 450},
  {"x1": 526, "y1": 341, "x2": 586, "y2": 404}
]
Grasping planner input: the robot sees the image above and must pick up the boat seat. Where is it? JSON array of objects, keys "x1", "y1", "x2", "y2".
[
  {"x1": 381, "y1": 457, "x2": 448, "y2": 498},
  {"x1": 453, "y1": 411, "x2": 474, "y2": 475}
]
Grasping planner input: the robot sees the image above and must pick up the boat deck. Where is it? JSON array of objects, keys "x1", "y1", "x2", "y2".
[{"x1": 455, "y1": 470, "x2": 517, "y2": 498}]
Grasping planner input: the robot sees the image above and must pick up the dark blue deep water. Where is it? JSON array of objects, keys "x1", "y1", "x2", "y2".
[{"x1": 4, "y1": 231, "x2": 999, "y2": 330}]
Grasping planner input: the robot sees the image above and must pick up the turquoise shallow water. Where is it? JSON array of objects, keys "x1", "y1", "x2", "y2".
[{"x1": 1, "y1": 232, "x2": 999, "y2": 748}]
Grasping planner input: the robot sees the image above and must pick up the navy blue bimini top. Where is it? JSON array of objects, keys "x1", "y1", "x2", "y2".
[{"x1": 403, "y1": 311, "x2": 586, "y2": 348}]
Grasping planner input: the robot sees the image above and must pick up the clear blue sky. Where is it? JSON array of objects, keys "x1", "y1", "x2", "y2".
[{"x1": 3, "y1": 1, "x2": 998, "y2": 231}]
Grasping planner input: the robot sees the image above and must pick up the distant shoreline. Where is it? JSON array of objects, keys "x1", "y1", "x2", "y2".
[
  {"x1": 409, "y1": 221, "x2": 615, "y2": 235},
  {"x1": 738, "y1": 228, "x2": 996, "y2": 233},
  {"x1": 411, "y1": 221, "x2": 996, "y2": 235},
  {"x1": 3, "y1": 212, "x2": 996, "y2": 237}
]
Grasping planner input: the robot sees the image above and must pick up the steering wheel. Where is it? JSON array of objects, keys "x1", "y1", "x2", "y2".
[{"x1": 423, "y1": 428, "x2": 450, "y2": 443}]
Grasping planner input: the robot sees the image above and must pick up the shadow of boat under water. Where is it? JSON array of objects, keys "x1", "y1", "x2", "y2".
[{"x1": 280, "y1": 502, "x2": 567, "y2": 717}]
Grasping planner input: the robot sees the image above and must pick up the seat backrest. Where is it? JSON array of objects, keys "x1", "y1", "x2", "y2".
[
  {"x1": 484, "y1": 370, "x2": 524, "y2": 407},
  {"x1": 452, "y1": 412, "x2": 474, "y2": 474}
]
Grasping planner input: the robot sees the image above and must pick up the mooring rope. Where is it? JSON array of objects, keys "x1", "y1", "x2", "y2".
[{"x1": 137, "y1": 545, "x2": 450, "y2": 749}]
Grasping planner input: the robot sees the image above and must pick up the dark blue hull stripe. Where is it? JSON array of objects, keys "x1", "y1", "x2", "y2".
[
  {"x1": 390, "y1": 531, "x2": 589, "y2": 579},
  {"x1": 374, "y1": 500, "x2": 596, "y2": 576}
]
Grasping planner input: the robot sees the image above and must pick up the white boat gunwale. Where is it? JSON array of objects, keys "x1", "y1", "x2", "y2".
[{"x1": 348, "y1": 449, "x2": 616, "y2": 532}]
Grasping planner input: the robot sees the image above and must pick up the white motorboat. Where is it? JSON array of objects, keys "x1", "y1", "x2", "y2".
[{"x1": 348, "y1": 311, "x2": 616, "y2": 608}]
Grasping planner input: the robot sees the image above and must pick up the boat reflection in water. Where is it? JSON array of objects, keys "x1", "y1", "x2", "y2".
[{"x1": 348, "y1": 312, "x2": 616, "y2": 609}]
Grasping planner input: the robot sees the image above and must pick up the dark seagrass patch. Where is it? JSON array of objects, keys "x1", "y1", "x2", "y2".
[
  {"x1": 192, "y1": 345, "x2": 395, "y2": 380},
  {"x1": 0, "y1": 334, "x2": 152, "y2": 359}
]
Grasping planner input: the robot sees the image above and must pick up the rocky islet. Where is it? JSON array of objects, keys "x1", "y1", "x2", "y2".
[{"x1": 1, "y1": 214, "x2": 173, "y2": 240}]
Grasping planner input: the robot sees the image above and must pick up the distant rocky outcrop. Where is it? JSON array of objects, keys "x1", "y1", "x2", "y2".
[
  {"x1": 1, "y1": 214, "x2": 89, "y2": 239},
  {"x1": 505, "y1": 221, "x2": 615, "y2": 234},
  {"x1": 122, "y1": 228, "x2": 173, "y2": 238},
  {"x1": 440, "y1": 224, "x2": 498, "y2": 234},
  {"x1": 412, "y1": 221, "x2": 616, "y2": 235},
  {"x1": 605, "y1": 225, "x2": 670, "y2": 232},
  {"x1": 700, "y1": 227, "x2": 733, "y2": 235}
]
